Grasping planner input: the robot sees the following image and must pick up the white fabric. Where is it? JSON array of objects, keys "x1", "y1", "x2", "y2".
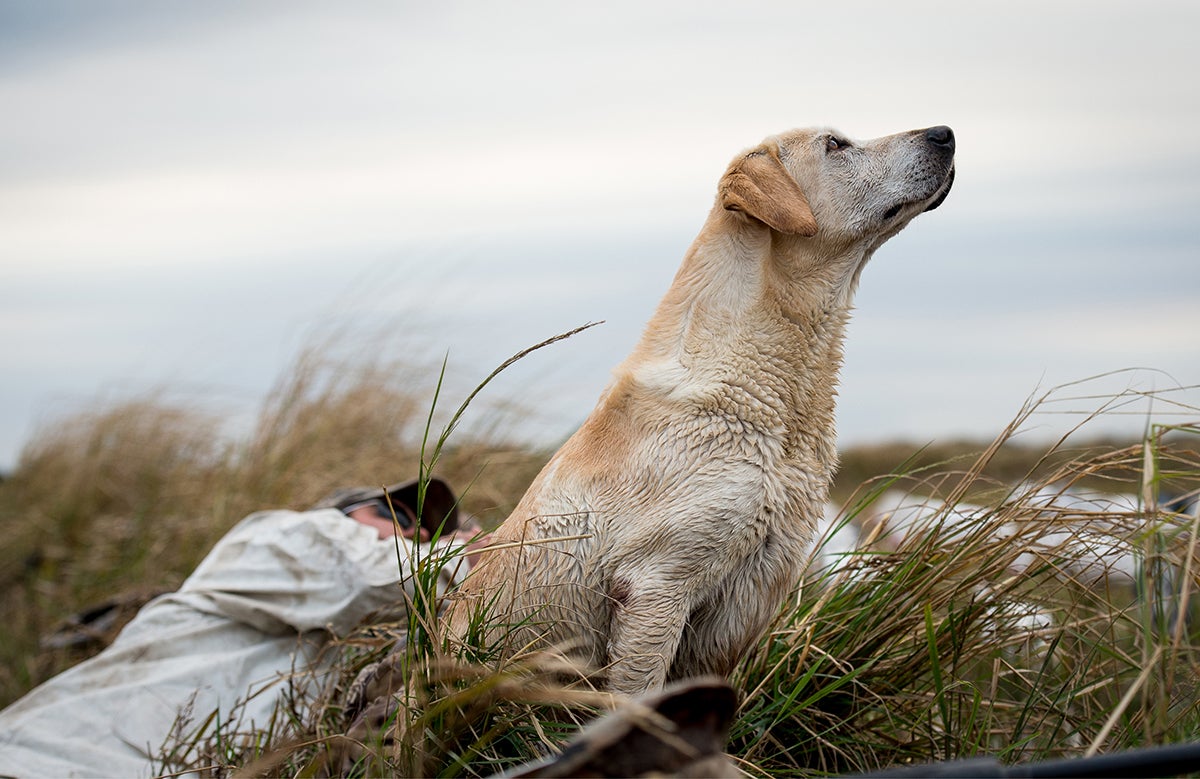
[{"x1": 0, "y1": 508, "x2": 469, "y2": 778}]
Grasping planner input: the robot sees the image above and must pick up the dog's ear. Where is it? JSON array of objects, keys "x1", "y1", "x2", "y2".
[{"x1": 720, "y1": 150, "x2": 818, "y2": 236}]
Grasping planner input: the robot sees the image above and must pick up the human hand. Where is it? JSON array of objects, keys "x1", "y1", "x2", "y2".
[{"x1": 443, "y1": 529, "x2": 492, "y2": 568}]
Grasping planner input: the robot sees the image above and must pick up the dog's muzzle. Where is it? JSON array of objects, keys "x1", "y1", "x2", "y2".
[
  {"x1": 924, "y1": 165, "x2": 955, "y2": 212},
  {"x1": 922, "y1": 125, "x2": 956, "y2": 213}
]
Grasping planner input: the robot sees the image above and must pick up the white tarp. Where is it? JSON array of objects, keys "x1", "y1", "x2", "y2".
[{"x1": 0, "y1": 508, "x2": 469, "y2": 778}]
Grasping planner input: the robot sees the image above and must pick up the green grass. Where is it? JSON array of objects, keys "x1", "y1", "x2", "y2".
[{"x1": 0, "y1": 340, "x2": 1198, "y2": 777}]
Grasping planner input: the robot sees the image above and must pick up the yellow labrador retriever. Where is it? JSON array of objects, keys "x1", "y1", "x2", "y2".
[{"x1": 447, "y1": 125, "x2": 956, "y2": 696}]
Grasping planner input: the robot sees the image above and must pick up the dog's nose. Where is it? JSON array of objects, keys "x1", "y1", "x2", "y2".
[{"x1": 925, "y1": 125, "x2": 955, "y2": 152}]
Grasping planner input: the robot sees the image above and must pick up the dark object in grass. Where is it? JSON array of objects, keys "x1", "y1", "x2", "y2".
[
  {"x1": 847, "y1": 741, "x2": 1200, "y2": 778},
  {"x1": 40, "y1": 588, "x2": 168, "y2": 651},
  {"x1": 499, "y1": 677, "x2": 739, "y2": 778}
]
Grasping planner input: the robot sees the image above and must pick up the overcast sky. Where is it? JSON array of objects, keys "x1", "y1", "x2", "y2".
[{"x1": 2, "y1": 1, "x2": 1198, "y2": 472}]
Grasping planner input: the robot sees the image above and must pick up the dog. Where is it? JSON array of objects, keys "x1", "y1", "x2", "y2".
[{"x1": 446, "y1": 125, "x2": 956, "y2": 697}]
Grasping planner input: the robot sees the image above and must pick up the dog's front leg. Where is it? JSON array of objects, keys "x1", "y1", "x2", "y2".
[{"x1": 604, "y1": 585, "x2": 690, "y2": 697}]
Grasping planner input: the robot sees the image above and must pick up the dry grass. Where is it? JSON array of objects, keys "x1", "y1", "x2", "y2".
[
  {"x1": 732, "y1": 428, "x2": 1200, "y2": 776},
  {"x1": 0, "y1": 341, "x2": 1198, "y2": 777},
  {"x1": 0, "y1": 343, "x2": 550, "y2": 708}
]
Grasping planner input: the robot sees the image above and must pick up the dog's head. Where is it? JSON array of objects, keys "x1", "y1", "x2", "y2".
[{"x1": 720, "y1": 125, "x2": 955, "y2": 248}]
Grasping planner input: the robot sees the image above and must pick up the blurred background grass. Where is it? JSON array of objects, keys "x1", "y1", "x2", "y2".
[{"x1": 0, "y1": 343, "x2": 551, "y2": 706}]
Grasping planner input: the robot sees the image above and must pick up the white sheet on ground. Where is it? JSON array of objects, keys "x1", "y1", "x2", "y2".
[{"x1": 0, "y1": 508, "x2": 469, "y2": 778}]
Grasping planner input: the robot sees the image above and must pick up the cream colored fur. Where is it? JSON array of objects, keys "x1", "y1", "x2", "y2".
[{"x1": 445, "y1": 125, "x2": 956, "y2": 697}]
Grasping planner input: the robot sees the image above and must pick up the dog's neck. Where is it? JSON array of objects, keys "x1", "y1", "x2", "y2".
[{"x1": 616, "y1": 211, "x2": 867, "y2": 464}]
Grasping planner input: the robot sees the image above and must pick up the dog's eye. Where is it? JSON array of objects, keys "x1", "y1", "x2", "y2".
[{"x1": 825, "y1": 135, "x2": 849, "y2": 153}]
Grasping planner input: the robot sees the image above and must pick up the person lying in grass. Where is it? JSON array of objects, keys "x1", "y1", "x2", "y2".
[{"x1": 0, "y1": 478, "x2": 485, "y2": 779}]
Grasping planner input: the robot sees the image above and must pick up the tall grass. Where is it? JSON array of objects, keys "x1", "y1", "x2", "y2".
[
  {"x1": 0, "y1": 343, "x2": 550, "y2": 709},
  {"x1": 0, "y1": 343, "x2": 1197, "y2": 777},
  {"x1": 729, "y1": 389, "x2": 1200, "y2": 776}
]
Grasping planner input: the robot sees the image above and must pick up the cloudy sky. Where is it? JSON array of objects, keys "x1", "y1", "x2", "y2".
[{"x1": 2, "y1": 1, "x2": 1198, "y2": 471}]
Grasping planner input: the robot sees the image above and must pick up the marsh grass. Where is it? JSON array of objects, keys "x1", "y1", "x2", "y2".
[
  {"x1": 1, "y1": 340, "x2": 1198, "y2": 776},
  {"x1": 0, "y1": 342, "x2": 550, "y2": 707},
  {"x1": 728, "y1": 394, "x2": 1200, "y2": 776}
]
